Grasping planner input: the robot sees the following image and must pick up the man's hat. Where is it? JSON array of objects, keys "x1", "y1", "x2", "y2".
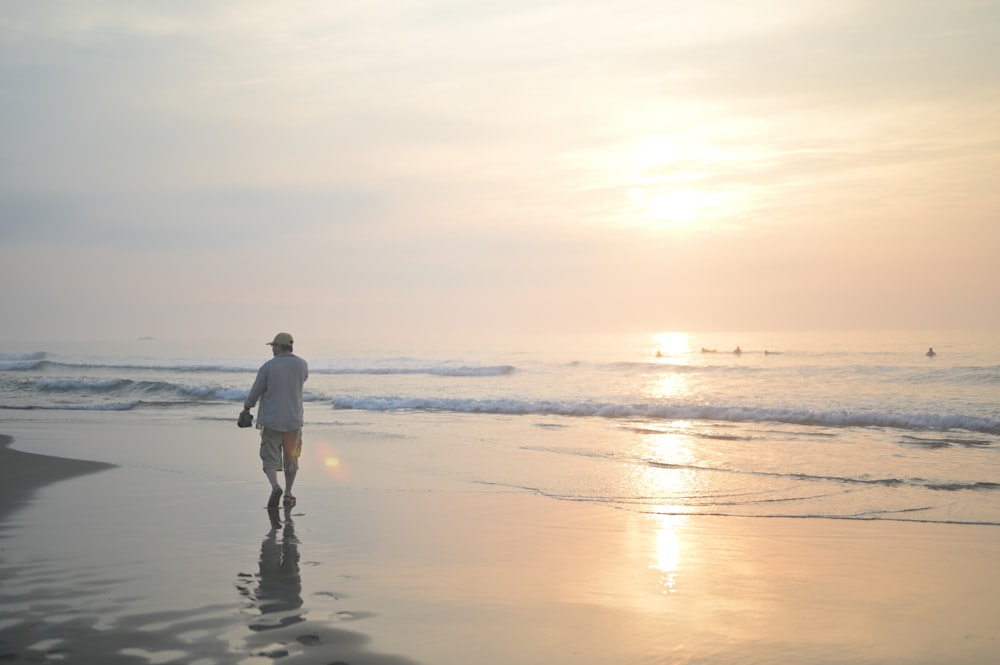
[{"x1": 267, "y1": 332, "x2": 294, "y2": 346}]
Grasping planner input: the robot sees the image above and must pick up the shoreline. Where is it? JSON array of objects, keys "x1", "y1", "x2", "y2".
[{"x1": 0, "y1": 433, "x2": 116, "y2": 527}]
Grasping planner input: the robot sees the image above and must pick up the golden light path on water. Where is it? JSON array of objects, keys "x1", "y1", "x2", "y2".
[
  {"x1": 639, "y1": 332, "x2": 700, "y2": 595},
  {"x1": 638, "y1": 429, "x2": 696, "y2": 596}
]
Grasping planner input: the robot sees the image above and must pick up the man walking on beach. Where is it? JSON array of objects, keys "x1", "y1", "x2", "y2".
[{"x1": 242, "y1": 333, "x2": 308, "y2": 509}]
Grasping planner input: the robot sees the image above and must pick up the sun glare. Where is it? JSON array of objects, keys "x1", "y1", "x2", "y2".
[
  {"x1": 629, "y1": 186, "x2": 729, "y2": 227},
  {"x1": 653, "y1": 331, "x2": 691, "y2": 358},
  {"x1": 609, "y1": 134, "x2": 752, "y2": 230},
  {"x1": 650, "y1": 190, "x2": 716, "y2": 223}
]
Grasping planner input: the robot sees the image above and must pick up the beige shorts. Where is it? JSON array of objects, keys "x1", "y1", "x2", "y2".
[{"x1": 259, "y1": 427, "x2": 302, "y2": 472}]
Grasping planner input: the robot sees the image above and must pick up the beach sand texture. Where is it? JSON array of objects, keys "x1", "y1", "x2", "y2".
[{"x1": 1, "y1": 422, "x2": 999, "y2": 665}]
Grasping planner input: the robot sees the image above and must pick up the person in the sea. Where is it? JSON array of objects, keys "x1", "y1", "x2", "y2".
[
  {"x1": 733, "y1": 346, "x2": 742, "y2": 355},
  {"x1": 926, "y1": 347, "x2": 937, "y2": 358},
  {"x1": 242, "y1": 333, "x2": 309, "y2": 508}
]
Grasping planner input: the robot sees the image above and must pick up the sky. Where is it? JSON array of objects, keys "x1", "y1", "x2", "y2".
[{"x1": 1, "y1": 0, "x2": 998, "y2": 346}]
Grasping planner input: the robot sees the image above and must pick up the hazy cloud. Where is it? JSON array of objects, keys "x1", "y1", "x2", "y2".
[{"x1": 1, "y1": 0, "x2": 998, "y2": 341}]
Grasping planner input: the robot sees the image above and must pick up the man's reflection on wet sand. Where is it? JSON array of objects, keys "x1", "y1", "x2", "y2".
[
  {"x1": 238, "y1": 507, "x2": 303, "y2": 631},
  {"x1": 233, "y1": 508, "x2": 422, "y2": 664}
]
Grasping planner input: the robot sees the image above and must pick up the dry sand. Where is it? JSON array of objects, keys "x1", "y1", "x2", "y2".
[{"x1": 1, "y1": 428, "x2": 999, "y2": 664}]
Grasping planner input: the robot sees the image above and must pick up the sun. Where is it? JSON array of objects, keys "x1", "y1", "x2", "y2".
[
  {"x1": 631, "y1": 188, "x2": 719, "y2": 225},
  {"x1": 612, "y1": 134, "x2": 746, "y2": 229}
]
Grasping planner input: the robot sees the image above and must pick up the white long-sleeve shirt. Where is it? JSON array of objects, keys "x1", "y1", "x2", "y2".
[{"x1": 244, "y1": 352, "x2": 308, "y2": 431}]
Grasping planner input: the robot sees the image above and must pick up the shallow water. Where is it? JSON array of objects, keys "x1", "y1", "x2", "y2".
[{"x1": 2, "y1": 330, "x2": 999, "y2": 527}]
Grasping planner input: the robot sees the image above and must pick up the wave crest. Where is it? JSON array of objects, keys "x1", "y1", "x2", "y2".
[{"x1": 329, "y1": 395, "x2": 1000, "y2": 435}]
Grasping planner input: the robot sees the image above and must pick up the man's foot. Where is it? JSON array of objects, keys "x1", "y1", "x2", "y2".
[
  {"x1": 267, "y1": 485, "x2": 283, "y2": 508},
  {"x1": 283, "y1": 494, "x2": 297, "y2": 508}
]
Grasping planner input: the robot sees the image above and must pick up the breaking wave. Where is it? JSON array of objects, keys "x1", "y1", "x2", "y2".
[
  {"x1": 2, "y1": 358, "x2": 514, "y2": 378},
  {"x1": 0, "y1": 377, "x2": 329, "y2": 410},
  {"x1": 328, "y1": 395, "x2": 1000, "y2": 435}
]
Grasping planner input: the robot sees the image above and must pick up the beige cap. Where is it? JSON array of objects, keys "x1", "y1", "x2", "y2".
[{"x1": 267, "y1": 332, "x2": 294, "y2": 346}]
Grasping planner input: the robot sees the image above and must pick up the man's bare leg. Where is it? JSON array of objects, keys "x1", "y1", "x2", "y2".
[{"x1": 281, "y1": 431, "x2": 299, "y2": 502}]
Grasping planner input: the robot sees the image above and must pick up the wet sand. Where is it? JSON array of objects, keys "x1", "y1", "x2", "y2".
[
  {"x1": 0, "y1": 433, "x2": 115, "y2": 524},
  {"x1": 1, "y1": 426, "x2": 999, "y2": 664},
  {"x1": 0, "y1": 431, "x2": 422, "y2": 665}
]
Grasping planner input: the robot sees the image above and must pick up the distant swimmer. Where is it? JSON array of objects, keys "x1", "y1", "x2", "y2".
[
  {"x1": 656, "y1": 350, "x2": 663, "y2": 358},
  {"x1": 733, "y1": 346, "x2": 742, "y2": 355},
  {"x1": 926, "y1": 347, "x2": 937, "y2": 358}
]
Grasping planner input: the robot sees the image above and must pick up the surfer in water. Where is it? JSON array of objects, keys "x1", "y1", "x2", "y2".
[{"x1": 926, "y1": 347, "x2": 937, "y2": 358}]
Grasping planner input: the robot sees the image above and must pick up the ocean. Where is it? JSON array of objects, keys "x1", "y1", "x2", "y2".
[{"x1": 1, "y1": 330, "x2": 999, "y2": 527}]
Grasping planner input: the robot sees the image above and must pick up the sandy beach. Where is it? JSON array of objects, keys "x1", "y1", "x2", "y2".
[
  {"x1": 0, "y1": 433, "x2": 115, "y2": 525},
  {"x1": 2, "y1": 421, "x2": 999, "y2": 665}
]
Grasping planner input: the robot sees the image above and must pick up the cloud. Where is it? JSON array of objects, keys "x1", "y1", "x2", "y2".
[
  {"x1": 1, "y1": 0, "x2": 998, "y2": 340},
  {"x1": 0, "y1": 187, "x2": 377, "y2": 250}
]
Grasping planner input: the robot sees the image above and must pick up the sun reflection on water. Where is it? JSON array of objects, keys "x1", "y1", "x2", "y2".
[
  {"x1": 651, "y1": 514, "x2": 687, "y2": 595},
  {"x1": 650, "y1": 372, "x2": 689, "y2": 401},
  {"x1": 648, "y1": 331, "x2": 696, "y2": 402},
  {"x1": 652, "y1": 331, "x2": 691, "y2": 360},
  {"x1": 639, "y1": 334, "x2": 706, "y2": 596},
  {"x1": 629, "y1": 428, "x2": 699, "y2": 596}
]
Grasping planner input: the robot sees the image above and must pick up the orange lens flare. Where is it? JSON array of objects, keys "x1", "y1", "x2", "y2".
[{"x1": 311, "y1": 441, "x2": 346, "y2": 479}]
